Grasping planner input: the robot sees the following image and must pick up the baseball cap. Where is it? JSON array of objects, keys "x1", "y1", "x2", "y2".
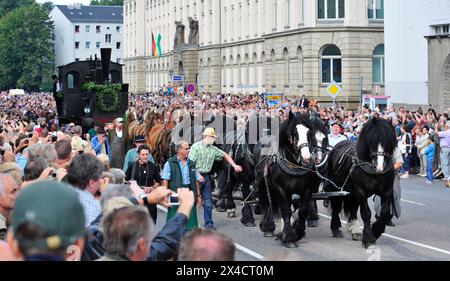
[
  {"x1": 203, "y1": 127, "x2": 217, "y2": 138},
  {"x1": 115, "y1": 117, "x2": 123, "y2": 123},
  {"x1": 96, "y1": 126, "x2": 106, "y2": 134},
  {"x1": 11, "y1": 181, "x2": 85, "y2": 250},
  {"x1": 134, "y1": 135, "x2": 145, "y2": 143}
]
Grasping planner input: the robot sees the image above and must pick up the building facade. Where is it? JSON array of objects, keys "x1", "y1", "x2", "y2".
[
  {"x1": 50, "y1": 4, "x2": 124, "y2": 68},
  {"x1": 124, "y1": 0, "x2": 385, "y2": 107},
  {"x1": 426, "y1": 0, "x2": 450, "y2": 112},
  {"x1": 385, "y1": 0, "x2": 450, "y2": 111}
]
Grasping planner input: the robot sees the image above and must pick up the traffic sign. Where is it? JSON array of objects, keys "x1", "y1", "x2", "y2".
[
  {"x1": 326, "y1": 81, "x2": 342, "y2": 99},
  {"x1": 186, "y1": 84, "x2": 196, "y2": 93},
  {"x1": 172, "y1": 75, "x2": 184, "y2": 82}
]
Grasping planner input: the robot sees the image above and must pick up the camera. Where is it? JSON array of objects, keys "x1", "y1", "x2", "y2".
[
  {"x1": 52, "y1": 172, "x2": 57, "y2": 178},
  {"x1": 168, "y1": 193, "x2": 180, "y2": 206},
  {"x1": 51, "y1": 135, "x2": 57, "y2": 142}
]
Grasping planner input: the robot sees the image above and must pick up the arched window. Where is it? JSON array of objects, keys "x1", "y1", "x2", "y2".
[
  {"x1": 236, "y1": 55, "x2": 241, "y2": 86},
  {"x1": 373, "y1": 44, "x2": 385, "y2": 84},
  {"x1": 273, "y1": 0, "x2": 278, "y2": 30},
  {"x1": 67, "y1": 71, "x2": 79, "y2": 89},
  {"x1": 283, "y1": 48, "x2": 289, "y2": 84},
  {"x1": 286, "y1": 0, "x2": 291, "y2": 27},
  {"x1": 222, "y1": 56, "x2": 227, "y2": 87},
  {"x1": 321, "y1": 45, "x2": 341, "y2": 83},
  {"x1": 297, "y1": 46, "x2": 303, "y2": 84},
  {"x1": 244, "y1": 54, "x2": 249, "y2": 85},
  {"x1": 270, "y1": 49, "x2": 276, "y2": 85}
]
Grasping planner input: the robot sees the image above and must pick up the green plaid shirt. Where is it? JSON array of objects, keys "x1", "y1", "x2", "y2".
[{"x1": 188, "y1": 141, "x2": 225, "y2": 173}]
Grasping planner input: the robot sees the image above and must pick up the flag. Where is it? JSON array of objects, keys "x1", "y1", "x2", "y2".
[
  {"x1": 156, "y1": 34, "x2": 162, "y2": 57},
  {"x1": 151, "y1": 33, "x2": 157, "y2": 57}
]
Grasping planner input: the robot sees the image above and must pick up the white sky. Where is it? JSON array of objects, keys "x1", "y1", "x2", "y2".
[{"x1": 36, "y1": 0, "x2": 91, "y2": 5}]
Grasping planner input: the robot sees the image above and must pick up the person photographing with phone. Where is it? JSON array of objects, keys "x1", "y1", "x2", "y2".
[
  {"x1": 162, "y1": 140, "x2": 202, "y2": 231},
  {"x1": 125, "y1": 145, "x2": 161, "y2": 223}
]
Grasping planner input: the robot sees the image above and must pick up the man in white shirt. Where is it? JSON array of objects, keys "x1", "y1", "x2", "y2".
[
  {"x1": 328, "y1": 122, "x2": 347, "y2": 148},
  {"x1": 108, "y1": 117, "x2": 128, "y2": 169}
]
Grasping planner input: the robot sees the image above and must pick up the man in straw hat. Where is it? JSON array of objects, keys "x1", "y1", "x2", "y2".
[{"x1": 188, "y1": 127, "x2": 242, "y2": 230}]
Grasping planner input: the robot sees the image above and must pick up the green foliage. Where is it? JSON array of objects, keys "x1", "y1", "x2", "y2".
[
  {"x1": 90, "y1": 0, "x2": 124, "y2": 6},
  {"x1": 83, "y1": 82, "x2": 122, "y2": 112},
  {"x1": 41, "y1": 2, "x2": 54, "y2": 13},
  {"x1": 0, "y1": 3, "x2": 54, "y2": 92},
  {"x1": 0, "y1": 0, "x2": 34, "y2": 18}
]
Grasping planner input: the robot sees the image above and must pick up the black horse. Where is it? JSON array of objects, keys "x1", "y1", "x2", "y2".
[
  {"x1": 254, "y1": 111, "x2": 326, "y2": 247},
  {"x1": 216, "y1": 113, "x2": 278, "y2": 225},
  {"x1": 325, "y1": 117, "x2": 397, "y2": 248}
]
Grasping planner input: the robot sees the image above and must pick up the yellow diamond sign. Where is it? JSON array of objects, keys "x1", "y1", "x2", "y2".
[{"x1": 326, "y1": 81, "x2": 342, "y2": 99}]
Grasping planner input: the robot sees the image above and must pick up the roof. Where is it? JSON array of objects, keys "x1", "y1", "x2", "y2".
[{"x1": 55, "y1": 5, "x2": 123, "y2": 24}]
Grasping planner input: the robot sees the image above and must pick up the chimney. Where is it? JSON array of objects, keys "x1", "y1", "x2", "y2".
[{"x1": 100, "y1": 48, "x2": 111, "y2": 84}]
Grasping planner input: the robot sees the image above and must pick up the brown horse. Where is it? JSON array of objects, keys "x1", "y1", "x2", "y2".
[
  {"x1": 148, "y1": 108, "x2": 182, "y2": 165},
  {"x1": 126, "y1": 108, "x2": 162, "y2": 144}
]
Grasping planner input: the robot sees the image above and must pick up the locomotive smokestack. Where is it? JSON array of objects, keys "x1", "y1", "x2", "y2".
[{"x1": 100, "y1": 48, "x2": 112, "y2": 84}]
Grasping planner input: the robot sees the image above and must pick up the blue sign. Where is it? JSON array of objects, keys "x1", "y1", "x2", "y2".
[
  {"x1": 265, "y1": 93, "x2": 284, "y2": 107},
  {"x1": 172, "y1": 75, "x2": 184, "y2": 82}
]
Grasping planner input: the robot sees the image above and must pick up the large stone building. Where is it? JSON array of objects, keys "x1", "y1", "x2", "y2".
[
  {"x1": 124, "y1": 0, "x2": 385, "y2": 107},
  {"x1": 50, "y1": 4, "x2": 123, "y2": 68}
]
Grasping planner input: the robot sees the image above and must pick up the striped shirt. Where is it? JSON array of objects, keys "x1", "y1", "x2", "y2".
[{"x1": 188, "y1": 141, "x2": 225, "y2": 173}]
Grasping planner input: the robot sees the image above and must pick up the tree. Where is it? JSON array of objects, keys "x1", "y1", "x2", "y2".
[
  {"x1": 0, "y1": 4, "x2": 54, "y2": 91},
  {"x1": 90, "y1": 0, "x2": 123, "y2": 6},
  {"x1": 41, "y1": 2, "x2": 54, "y2": 13},
  {"x1": 0, "y1": 0, "x2": 34, "y2": 18}
]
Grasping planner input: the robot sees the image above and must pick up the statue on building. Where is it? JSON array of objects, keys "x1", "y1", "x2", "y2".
[
  {"x1": 174, "y1": 21, "x2": 185, "y2": 49},
  {"x1": 188, "y1": 17, "x2": 199, "y2": 46}
]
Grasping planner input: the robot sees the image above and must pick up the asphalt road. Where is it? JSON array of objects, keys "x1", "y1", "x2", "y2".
[{"x1": 155, "y1": 175, "x2": 450, "y2": 261}]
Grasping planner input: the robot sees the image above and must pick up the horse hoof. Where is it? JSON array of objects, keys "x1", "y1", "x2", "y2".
[
  {"x1": 332, "y1": 230, "x2": 343, "y2": 238},
  {"x1": 362, "y1": 241, "x2": 376, "y2": 249},
  {"x1": 351, "y1": 233, "x2": 362, "y2": 241},
  {"x1": 307, "y1": 220, "x2": 319, "y2": 227},
  {"x1": 227, "y1": 211, "x2": 236, "y2": 218},
  {"x1": 284, "y1": 242, "x2": 297, "y2": 249},
  {"x1": 263, "y1": 231, "x2": 275, "y2": 237},
  {"x1": 242, "y1": 221, "x2": 256, "y2": 227}
]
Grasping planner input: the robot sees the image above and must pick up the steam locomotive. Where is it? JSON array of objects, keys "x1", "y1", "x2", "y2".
[{"x1": 55, "y1": 48, "x2": 128, "y2": 129}]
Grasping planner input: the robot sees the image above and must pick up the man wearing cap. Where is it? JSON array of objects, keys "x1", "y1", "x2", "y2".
[
  {"x1": 108, "y1": 117, "x2": 128, "y2": 169},
  {"x1": 328, "y1": 121, "x2": 347, "y2": 148},
  {"x1": 90, "y1": 126, "x2": 111, "y2": 161},
  {"x1": 123, "y1": 135, "x2": 155, "y2": 174},
  {"x1": 7, "y1": 181, "x2": 85, "y2": 261},
  {"x1": 188, "y1": 127, "x2": 242, "y2": 230}
]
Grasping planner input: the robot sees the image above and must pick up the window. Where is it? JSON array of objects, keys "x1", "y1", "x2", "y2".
[
  {"x1": 85, "y1": 42, "x2": 90, "y2": 49},
  {"x1": 67, "y1": 72, "x2": 79, "y2": 89},
  {"x1": 273, "y1": 0, "x2": 278, "y2": 29},
  {"x1": 85, "y1": 25, "x2": 90, "y2": 32},
  {"x1": 75, "y1": 58, "x2": 79, "y2": 62},
  {"x1": 96, "y1": 42, "x2": 101, "y2": 49},
  {"x1": 318, "y1": 0, "x2": 344, "y2": 19},
  {"x1": 75, "y1": 42, "x2": 80, "y2": 49},
  {"x1": 75, "y1": 25, "x2": 80, "y2": 33},
  {"x1": 321, "y1": 45, "x2": 342, "y2": 83},
  {"x1": 96, "y1": 26, "x2": 101, "y2": 33},
  {"x1": 116, "y1": 42, "x2": 121, "y2": 49},
  {"x1": 116, "y1": 26, "x2": 121, "y2": 33},
  {"x1": 286, "y1": 0, "x2": 291, "y2": 27},
  {"x1": 105, "y1": 34, "x2": 112, "y2": 43},
  {"x1": 368, "y1": 0, "x2": 384, "y2": 19},
  {"x1": 373, "y1": 44, "x2": 385, "y2": 84},
  {"x1": 443, "y1": 25, "x2": 450, "y2": 34}
]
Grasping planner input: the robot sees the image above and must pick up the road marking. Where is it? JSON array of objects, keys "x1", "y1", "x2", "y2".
[
  {"x1": 400, "y1": 199, "x2": 426, "y2": 206},
  {"x1": 318, "y1": 213, "x2": 450, "y2": 256},
  {"x1": 157, "y1": 205, "x2": 265, "y2": 260}
]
